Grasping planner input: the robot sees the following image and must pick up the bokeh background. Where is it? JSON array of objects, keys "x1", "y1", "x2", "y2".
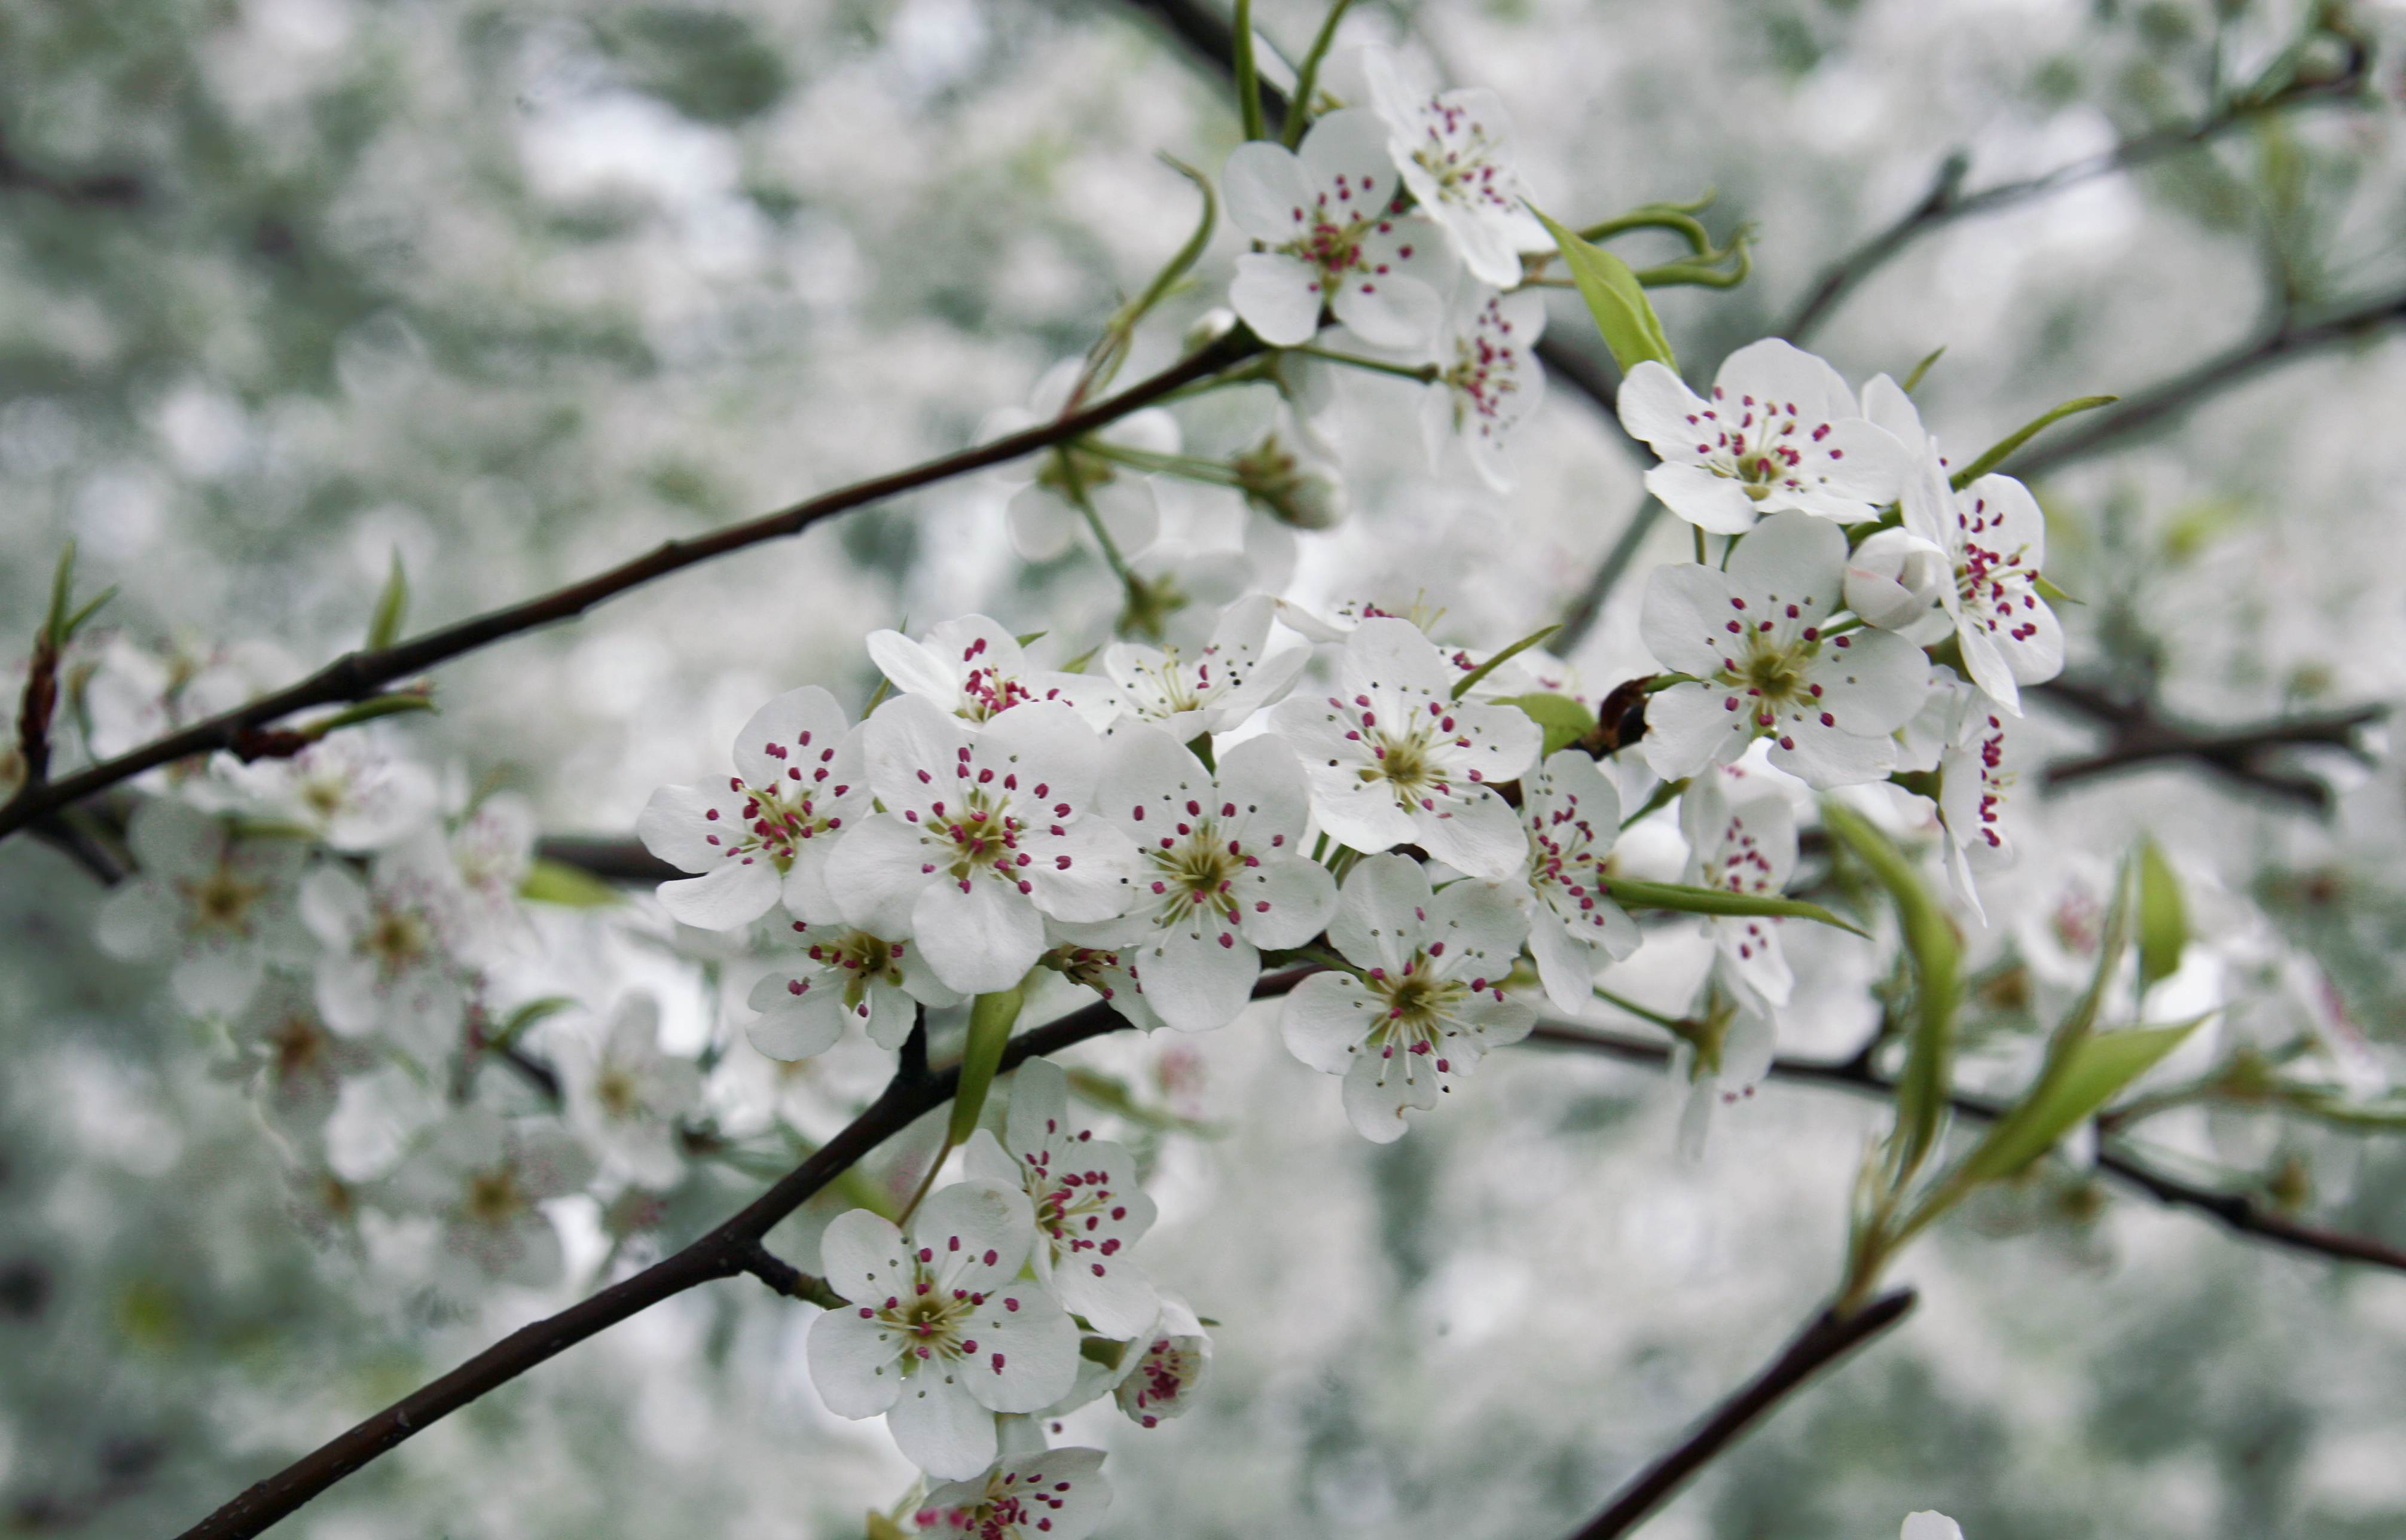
[{"x1": 6, "y1": 0, "x2": 2406, "y2": 1535}]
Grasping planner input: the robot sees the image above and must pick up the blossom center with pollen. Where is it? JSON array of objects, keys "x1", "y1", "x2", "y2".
[
  {"x1": 595, "y1": 1065, "x2": 640, "y2": 1119},
  {"x1": 797, "y1": 928, "x2": 910, "y2": 1015},
  {"x1": 183, "y1": 866, "x2": 265, "y2": 935},
  {"x1": 464, "y1": 1168, "x2": 526, "y2": 1225},
  {"x1": 1689, "y1": 387, "x2": 1839, "y2": 499},
  {"x1": 1141, "y1": 814, "x2": 1248, "y2": 927},
  {"x1": 268, "y1": 1013, "x2": 328, "y2": 1080},
  {"x1": 364, "y1": 908, "x2": 430, "y2": 974},
  {"x1": 915, "y1": 783, "x2": 1037, "y2": 891}
]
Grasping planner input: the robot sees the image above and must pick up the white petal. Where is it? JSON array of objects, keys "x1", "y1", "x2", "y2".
[
  {"x1": 1341, "y1": 1047, "x2": 1438, "y2": 1142},
  {"x1": 1222, "y1": 140, "x2": 1315, "y2": 242},
  {"x1": 1024, "y1": 820, "x2": 1140, "y2": 924},
  {"x1": 747, "y1": 991, "x2": 847, "y2": 1061},
  {"x1": 657, "y1": 858, "x2": 781, "y2": 931},
  {"x1": 1280, "y1": 971, "x2": 1377, "y2": 1074},
  {"x1": 1640, "y1": 683, "x2": 1751, "y2": 782},
  {"x1": 824, "y1": 815, "x2": 932, "y2": 936},
  {"x1": 912, "y1": 877, "x2": 1046, "y2": 995},
  {"x1": 1007, "y1": 485, "x2": 1081, "y2": 561},
  {"x1": 866, "y1": 631, "x2": 964, "y2": 707},
  {"x1": 913, "y1": 1177, "x2": 1039, "y2": 1288},
  {"x1": 1230, "y1": 253, "x2": 1325, "y2": 347},
  {"x1": 819, "y1": 1205, "x2": 910, "y2": 1304},
  {"x1": 1616, "y1": 360, "x2": 1712, "y2": 455},
  {"x1": 1639, "y1": 561, "x2": 1745, "y2": 677},
  {"x1": 1330, "y1": 271, "x2": 1445, "y2": 351},
  {"x1": 731, "y1": 685, "x2": 850, "y2": 789},
  {"x1": 1647, "y1": 462, "x2": 1760, "y2": 534},
  {"x1": 888, "y1": 1373, "x2": 997, "y2": 1479},
  {"x1": 1528, "y1": 905, "x2": 1600, "y2": 1013},
  {"x1": 957, "y1": 1290, "x2": 1080, "y2": 1413},
  {"x1": 1296, "y1": 108, "x2": 1398, "y2": 218},
  {"x1": 634, "y1": 782, "x2": 725, "y2": 872},
  {"x1": 1327, "y1": 852, "x2": 1433, "y2": 973},
  {"x1": 1413, "y1": 787, "x2": 1528, "y2": 881},
  {"x1": 807, "y1": 1306, "x2": 905, "y2": 1419},
  {"x1": 1725, "y1": 508, "x2": 1849, "y2": 596},
  {"x1": 1232, "y1": 851, "x2": 1339, "y2": 951},
  {"x1": 1140, "y1": 925, "x2": 1259, "y2": 1034}
]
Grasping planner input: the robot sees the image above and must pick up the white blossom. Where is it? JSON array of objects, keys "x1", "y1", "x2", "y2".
[
  {"x1": 1930, "y1": 673, "x2": 2016, "y2": 920},
  {"x1": 1222, "y1": 108, "x2": 1457, "y2": 349},
  {"x1": 389, "y1": 1108, "x2": 595, "y2": 1288},
  {"x1": 221, "y1": 974, "x2": 373, "y2": 1139},
  {"x1": 746, "y1": 921, "x2": 960, "y2": 1060},
  {"x1": 990, "y1": 360, "x2": 1178, "y2": 563},
  {"x1": 444, "y1": 790, "x2": 538, "y2": 943},
  {"x1": 1902, "y1": 1515, "x2": 1965, "y2": 1540},
  {"x1": 1510, "y1": 749, "x2": 1641, "y2": 1012},
  {"x1": 1900, "y1": 460, "x2": 2065, "y2": 713},
  {"x1": 1268, "y1": 617, "x2": 1540, "y2": 879},
  {"x1": 915, "y1": 1447, "x2": 1111, "y2": 1540},
  {"x1": 866, "y1": 615, "x2": 1117, "y2": 728},
  {"x1": 1680, "y1": 764, "x2": 1799, "y2": 1014},
  {"x1": 807, "y1": 1179, "x2": 1080, "y2": 1478},
  {"x1": 966, "y1": 1057, "x2": 1159, "y2": 1336},
  {"x1": 1843, "y1": 527, "x2": 1953, "y2": 642},
  {"x1": 1417, "y1": 284, "x2": 1547, "y2": 491},
  {"x1": 1617, "y1": 339, "x2": 1907, "y2": 533},
  {"x1": 1073, "y1": 728, "x2": 1337, "y2": 1033},
  {"x1": 1640, "y1": 511, "x2": 1929, "y2": 787},
  {"x1": 298, "y1": 842, "x2": 469, "y2": 1059},
  {"x1": 1098, "y1": 594, "x2": 1306, "y2": 744},
  {"x1": 222, "y1": 729, "x2": 438, "y2": 851},
  {"x1": 1111, "y1": 1295, "x2": 1212, "y2": 1428},
  {"x1": 827, "y1": 695, "x2": 1137, "y2": 994},
  {"x1": 636, "y1": 685, "x2": 868, "y2": 930},
  {"x1": 561, "y1": 995, "x2": 701, "y2": 1190},
  {"x1": 1360, "y1": 46, "x2": 1544, "y2": 288},
  {"x1": 94, "y1": 796, "x2": 306, "y2": 1016},
  {"x1": 1280, "y1": 854, "x2": 1534, "y2": 1141}
]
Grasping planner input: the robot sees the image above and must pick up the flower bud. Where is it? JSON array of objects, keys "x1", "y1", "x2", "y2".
[
  {"x1": 1844, "y1": 527, "x2": 1950, "y2": 637},
  {"x1": 1232, "y1": 433, "x2": 1345, "y2": 530},
  {"x1": 1181, "y1": 307, "x2": 1238, "y2": 353}
]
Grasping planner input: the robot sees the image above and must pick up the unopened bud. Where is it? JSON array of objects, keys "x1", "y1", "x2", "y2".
[
  {"x1": 1183, "y1": 307, "x2": 1238, "y2": 354},
  {"x1": 1844, "y1": 527, "x2": 1951, "y2": 638},
  {"x1": 1232, "y1": 433, "x2": 1345, "y2": 530}
]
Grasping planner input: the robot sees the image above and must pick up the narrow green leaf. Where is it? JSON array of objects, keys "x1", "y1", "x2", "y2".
[
  {"x1": 490, "y1": 995, "x2": 576, "y2": 1050},
  {"x1": 1604, "y1": 876, "x2": 1869, "y2": 939},
  {"x1": 1014, "y1": 630, "x2": 1047, "y2": 649},
  {"x1": 2136, "y1": 838, "x2": 2187, "y2": 991},
  {"x1": 1953, "y1": 1018, "x2": 2210, "y2": 1187},
  {"x1": 1498, "y1": 692, "x2": 1593, "y2": 757},
  {"x1": 1822, "y1": 799, "x2": 1962, "y2": 1181},
  {"x1": 62, "y1": 585, "x2": 117, "y2": 639},
  {"x1": 949, "y1": 984, "x2": 1025, "y2": 1147},
  {"x1": 312, "y1": 693, "x2": 436, "y2": 734},
  {"x1": 43, "y1": 540, "x2": 78, "y2": 648},
  {"x1": 1451, "y1": 624, "x2": 1559, "y2": 701},
  {"x1": 1950, "y1": 395, "x2": 2118, "y2": 488},
  {"x1": 519, "y1": 858, "x2": 625, "y2": 908},
  {"x1": 1901, "y1": 346, "x2": 1947, "y2": 395},
  {"x1": 2275, "y1": 1087, "x2": 2406, "y2": 1133},
  {"x1": 2033, "y1": 573, "x2": 2082, "y2": 606},
  {"x1": 2051, "y1": 855, "x2": 2138, "y2": 1052},
  {"x1": 368, "y1": 551, "x2": 410, "y2": 650},
  {"x1": 1529, "y1": 206, "x2": 1677, "y2": 375}
]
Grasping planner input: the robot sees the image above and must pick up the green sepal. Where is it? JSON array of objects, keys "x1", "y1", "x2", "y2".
[
  {"x1": 1498, "y1": 692, "x2": 1593, "y2": 758},
  {"x1": 949, "y1": 983, "x2": 1025, "y2": 1148}
]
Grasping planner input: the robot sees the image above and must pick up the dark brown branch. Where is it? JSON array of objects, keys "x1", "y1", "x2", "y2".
[
  {"x1": 1529, "y1": 1023, "x2": 2406, "y2": 1276},
  {"x1": 533, "y1": 835, "x2": 680, "y2": 885},
  {"x1": 2034, "y1": 677, "x2": 2384, "y2": 809},
  {"x1": 173, "y1": 967, "x2": 1315, "y2": 1540},
  {"x1": 0, "y1": 331, "x2": 1262, "y2": 847},
  {"x1": 2005, "y1": 284, "x2": 2406, "y2": 477},
  {"x1": 1562, "y1": 1290, "x2": 1918, "y2": 1540},
  {"x1": 1781, "y1": 51, "x2": 2370, "y2": 343}
]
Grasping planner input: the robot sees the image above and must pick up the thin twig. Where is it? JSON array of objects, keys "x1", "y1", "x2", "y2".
[
  {"x1": 0, "y1": 331, "x2": 1262, "y2": 847},
  {"x1": 533, "y1": 835, "x2": 679, "y2": 885},
  {"x1": 172, "y1": 967, "x2": 1317, "y2": 1540},
  {"x1": 1529, "y1": 1023, "x2": 2406, "y2": 1276},
  {"x1": 2034, "y1": 677, "x2": 2384, "y2": 809},
  {"x1": 1561, "y1": 1290, "x2": 1918, "y2": 1540}
]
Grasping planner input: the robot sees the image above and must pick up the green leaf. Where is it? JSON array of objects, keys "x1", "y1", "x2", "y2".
[
  {"x1": 2051, "y1": 855, "x2": 2138, "y2": 1051},
  {"x1": 949, "y1": 985, "x2": 1025, "y2": 1148},
  {"x1": 1603, "y1": 876, "x2": 1868, "y2": 938},
  {"x1": 2136, "y1": 838, "x2": 2187, "y2": 991},
  {"x1": 1529, "y1": 206, "x2": 1677, "y2": 375},
  {"x1": 1822, "y1": 799, "x2": 1961, "y2": 1182},
  {"x1": 1950, "y1": 395, "x2": 2118, "y2": 488},
  {"x1": 368, "y1": 551, "x2": 410, "y2": 650},
  {"x1": 2032, "y1": 573, "x2": 2082, "y2": 606},
  {"x1": 62, "y1": 585, "x2": 118, "y2": 639},
  {"x1": 1952, "y1": 1018, "x2": 2210, "y2": 1187},
  {"x1": 1901, "y1": 346, "x2": 1947, "y2": 395},
  {"x1": 1451, "y1": 624, "x2": 1560, "y2": 701},
  {"x1": 1014, "y1": 630, "x2": 1047, "y2": 649},
  {"x1": 490, "y1": 995, "x2": 575, "y2": 1051},
  {"x1": 520, "y1": 858, "x2": 625, "y2": 908},
  {"x1": 1498, "y1": 692, "x2": 1593, "y2": 757},
  {"x1": 42, "y1": 540, "x2": 78, "y2": 649}
]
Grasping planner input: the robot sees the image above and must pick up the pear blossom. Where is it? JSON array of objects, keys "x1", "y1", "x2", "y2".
[
  {"x1": 1043, "y1": 940, "x2": 1171, "y2": 1034},
  {"x1": 1900, "y1": 462, "x2": 2065, "y2": 713},
  {"x1": 637, "y1": 685, "x2": 867, "y2": 930},
  {"x1": 1616, "y1": 339, "x2": 1907, "y2": 533},
  {"x1": 866, "y1": 615, "x2": 1116, "y2": 729},
  {"x1": 1232, "y1": 423, "x2": 1346, "y2": 531},
  {"x1": 746, "y1": 921, "x2": 961, "y2": 1060},
  {"x1": 1930, "y1": 674, "x2": 2016, "y2": 919},
  {"x1": 807, "y1": 1178, "x2": 1080, "y2": 1478},
  {"x1": 444, "y1": 790, "x2": 537, "y2": 939},
  {"x1": 1843, "y1": 527, "x2": 1954, "y2": 643},
  {"x1": 221, "y1": 729, "x2": 438, "y2": 851},
  {"x1": 1099, "y1": 595, "x2": 1306, "y2": 744},
  {"x1": 1680, "y1": 765, "x2": 1799, "y2": 1013},
  {"x1": 1674, "y1": 998, "x2": 1776, "y2": 1160},
  {"x1": 1360, "y1": 47, "x2": 1544, "y2": 287},
  {"x1": 966, "y1": 1058, "x2": 1160, "y2": 1336},
  {"x1": 1902, "y1": 1515, "x2": 1965, "y2": 1540},
  {"x1": 1418, "y1": 284, "x2": 1547, "y2": 491},
  {"x1": 1268, "y1": 617, "x2": 1540, "y2": 879},
  {"x1": 561, "y1": 995, "x2": 701, "y2": 1189},
  {"x1": 1640, "y1": 511, "x2": 1929, "y2": 787},
  {"x1": 1112, "y1": 1295, "x2": 1211, "y2": 1428},
  {"x1": 297, "y1": 844, "x2": 469, "y2": 1059},
  {"x1": 915, "y1": 1447, "x2": 1111, "y2": 1540},
  {"x1": 1074, "y1": 729, "x2": 1337, "y2": 1032},
  {"x1": 990, "y1": 360, "x2": 1177, "y2": 563},
  {"x1": 1116, "y1": 544, "x2": 1259, "y2": 650},
  {"x1": 221, "y1": 975, "x2": 374, "y2": 1138},
  {"x1": 1511, "y1": 749, "x2": 1641, "y2": 1011},
  {"x1": 1280, "y1": 854, "x2": 1535, "y2": 1141},
  {"x1": 1222, "y1": 108, "x2": 1456, "y2": 348},
  {"x1": 827, "y1": 696, "x2": 1137, "y2": 994},
  {"x1": 94, "y1": 796, "x2": 306, "y2": 1016},
  {"x1": 390, "y1": 1108, "x2": 596, "y2": 1288}
]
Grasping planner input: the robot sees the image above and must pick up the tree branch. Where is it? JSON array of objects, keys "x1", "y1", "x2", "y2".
[
  {"x1": 533, "y1": 835, "x2": 680, "y2": 885},
  {"x1": 173, "y1": 967, "x2": 1315, "y2": 1540},
  {"x1": 1529, "y1": 1023, "x2": 2406, "y2": 1276},
  {"x1": 0, "y1": 330, "x2": 1262, "y2": 847},
  {"x1": 2034, "y1": 677, "x2": 2385, "y2": 809},
  {"x1": 1781, "y1": 53, "x2": 2370, "y2": 343},
  {"x1": 1561, "y1": 1289, "x2": 1918, "y2": 1540}
]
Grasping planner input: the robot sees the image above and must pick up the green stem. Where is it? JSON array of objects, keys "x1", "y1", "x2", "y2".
[
  {"x1": 1082, "y1": 441, "x2": 1247, "y2": 487},
  {"x1": 1591, "y1": 984, "x2": 1689, "y2": 1034},
  {"x1": 1233, "y1": 0, "x2": 1266, "y2": 140},
  {"x1": 1068, "y1": 484, "x2": 1140, "y2": 592},
  {"x1": 1283, "y1": 0, "x2": 1357, "y2": 147},
  {"x1": 1290, "y1": 344, "x2": 1440, "y2": 384}
]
